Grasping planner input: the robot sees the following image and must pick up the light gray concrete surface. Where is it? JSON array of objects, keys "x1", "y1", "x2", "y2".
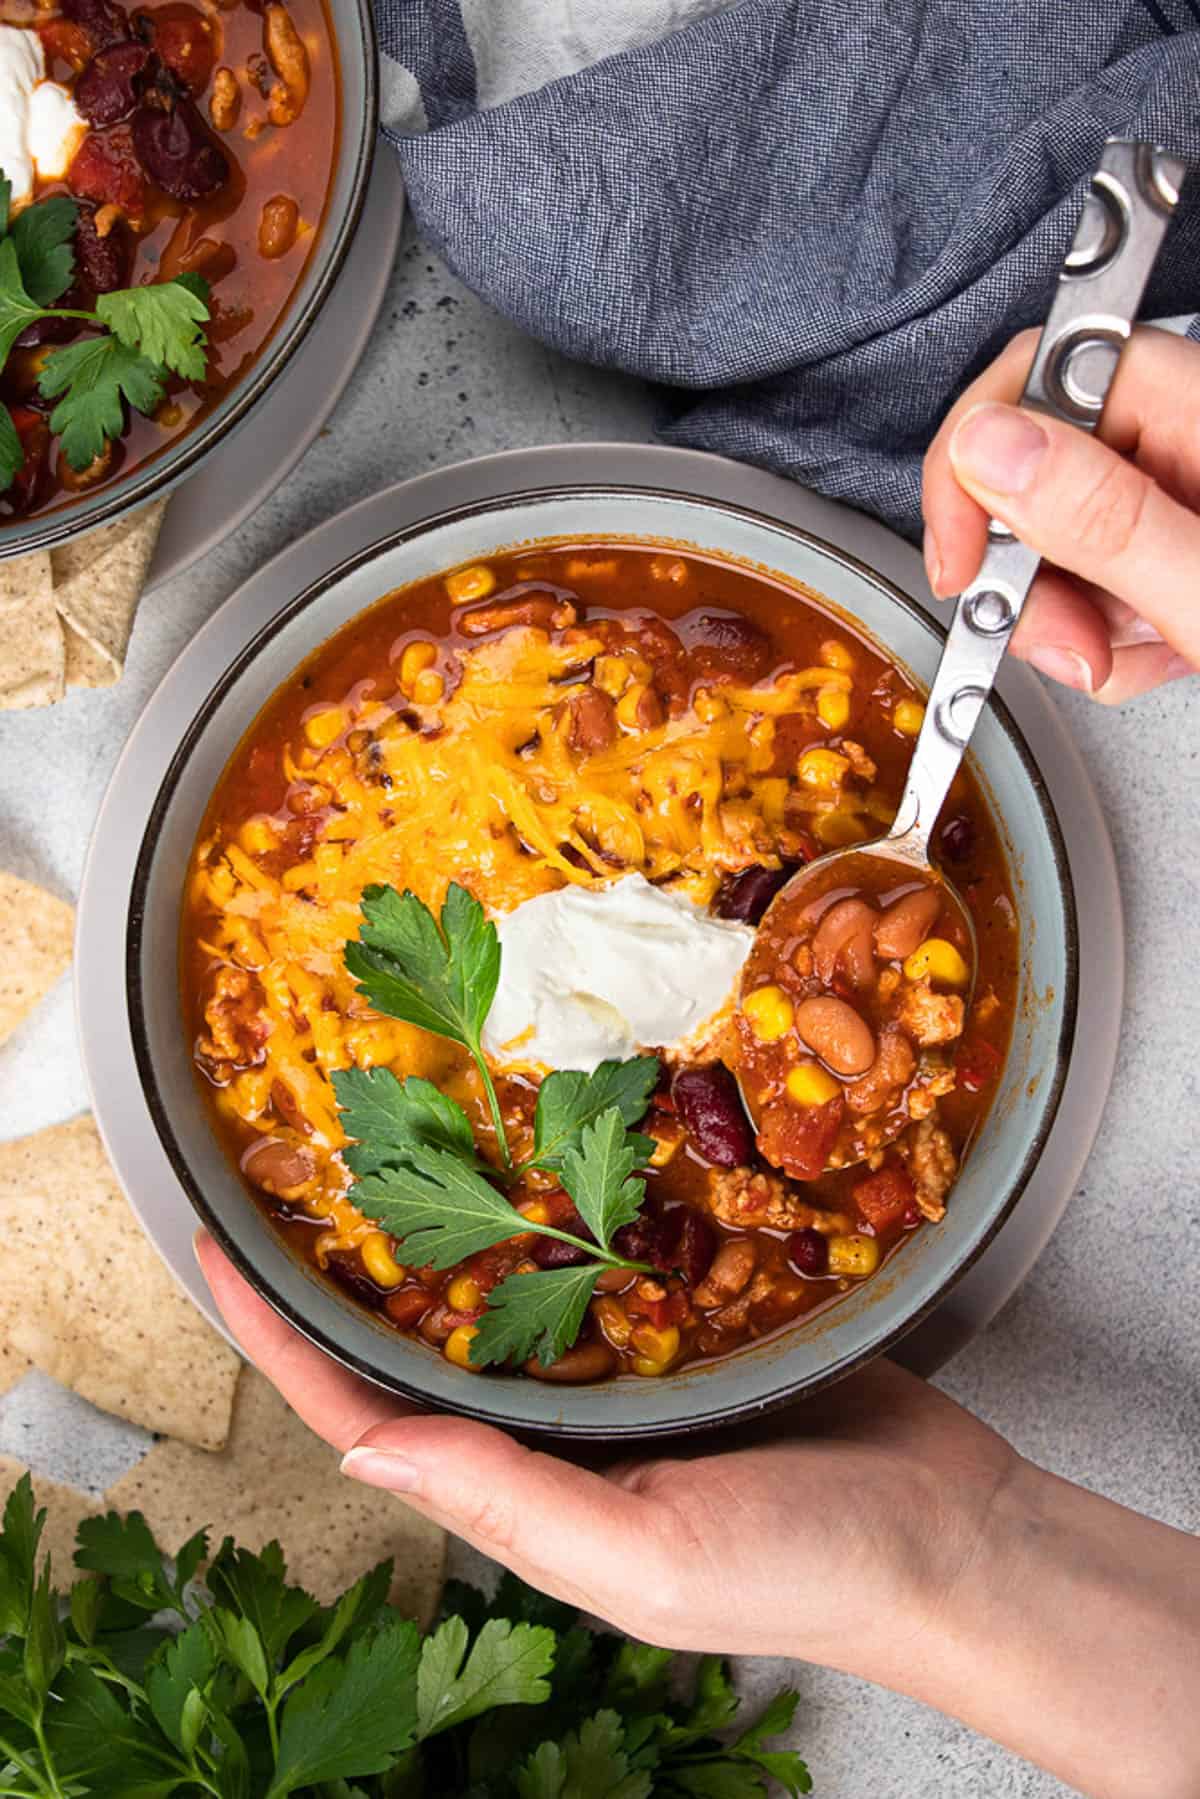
[{"x1": 1, "y1": 214, "x2": 1197, "y2": 1799}]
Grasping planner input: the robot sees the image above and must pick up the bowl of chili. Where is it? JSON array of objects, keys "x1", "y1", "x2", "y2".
[
  {"x1": 0, "y1": 0, "x2": 376, "y2": 556},
  {"x1": 126, "y1": 485, "x2": 1078, "y2": 1438}
]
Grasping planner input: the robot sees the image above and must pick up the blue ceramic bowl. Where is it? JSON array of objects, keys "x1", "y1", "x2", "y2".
[{"x1": 128, "y1": 487, "x2": 1077, "y2": 1438}]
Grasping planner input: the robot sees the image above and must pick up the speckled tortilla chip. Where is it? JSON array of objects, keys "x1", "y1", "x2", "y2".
[
  {"x1": 62, "y1": 622, "x2": 120, "y2": 690},
  {"x1": 0, "y1": 871, "x2": 74, "y2": 1047},
  {"x1": 51, "y1": 499, "x2": 166, "y2": 685},
  {"x1": 0, "y1": 552, "x2": 64, "y2": 709},
  {"x1": 0, "y1": 1348, "x2": 31, "y2": 1395},
  {"x1": 107, "y1": 1368, "x2": 446, "y2": 1623},
  {"x1": 0, "y1": 1456, "x2": 102, "y2": 1581},
  {"x1": 0, "y1": 1116, "x2": 241, "y2": 1450}
]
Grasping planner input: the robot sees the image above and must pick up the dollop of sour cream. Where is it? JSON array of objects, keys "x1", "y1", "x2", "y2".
[
  {"x1": 0, "y1": 26, "x2": 87, "y2": 213},
  {"x1": 482, "y1": 873, "x2": 756, "y2": 1073}
]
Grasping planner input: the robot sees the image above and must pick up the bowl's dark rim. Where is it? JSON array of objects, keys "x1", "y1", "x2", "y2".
[
  {"x1": 127, "y1": 484, "x2": 1080, "y2": 1440},
  {"x1": 0, "y1": 0, "x2": 379, "y2": 561}
]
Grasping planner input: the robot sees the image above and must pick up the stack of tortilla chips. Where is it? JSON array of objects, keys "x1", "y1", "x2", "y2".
[
  {"x1": 0, "y1": 873, "x2": 445, "y2": 1618},
  {"x1": 0, "y1": 500, "x2": 167, "y2": 707}
]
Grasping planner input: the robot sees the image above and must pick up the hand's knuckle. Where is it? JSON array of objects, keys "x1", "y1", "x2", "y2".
[
  {"x1": 460, "y1": 1488, "x2": 517, "y2": 1553},
  {"x1": 1067, "y1": 453, "x2": 1150, "y2": 563}
]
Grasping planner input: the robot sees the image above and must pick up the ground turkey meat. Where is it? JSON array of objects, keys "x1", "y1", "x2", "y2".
[
  {"x1": 899, "y1": 1118, "x2": 958, "y2": 1221},
  {"x1": 897, "y1": 979, "x2": 965, "y2": 1047},
  {"x1": 846, "y1": 1025, "x2": 915, "y2": 1115},
  {"x1": 707, "y1": 1166, "x2": 848, "y2": 1234},
  {"x1": 196, "y1": 967, "x2": 268, "y2": 1077}
]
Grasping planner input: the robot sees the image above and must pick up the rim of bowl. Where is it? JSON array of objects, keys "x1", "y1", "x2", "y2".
[
  {"x1": 127, "y1": 484, "x2": 1080, "y2": 1438},
  {"x1": 0, "y1": 0, "x2": 380, "y2": 561}
]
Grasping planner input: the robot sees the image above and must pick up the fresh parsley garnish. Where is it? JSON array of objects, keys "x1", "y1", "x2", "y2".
[
  {"x1": 337, "y1": 884, "x2": 671, "y2": 1369},
  {"x1": 0, "y1": 168, "x2": 212, "y2": 489},
  {"x1": 0, "y1": 1477, "x2": 813, "y2": 1796}
]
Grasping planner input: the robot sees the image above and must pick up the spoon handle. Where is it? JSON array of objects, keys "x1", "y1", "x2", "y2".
[{"x1": 891, "y1": 138, "x2": 1188, "y2": 857}]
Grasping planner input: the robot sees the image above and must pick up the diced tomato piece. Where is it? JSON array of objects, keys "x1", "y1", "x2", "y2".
[
  {"x1": 153, "y1": 5, "x2": 216, "y2": 94},
  {"x1": 956, "y1": 1039, "x2": 1002, "y2": 1094},
  {"x1": 762, "y1": 1093, "x2": 844, "y2": 1182},
  {"x1": 68, "y1": 125, "x2": 146, "y2": 219},
  {"x1": 384, "y1": 1286, "x2": 432, "y2": 1331},
  {"x1": 626, "y1": 1285, "x2": 689, "y2": 1330},
  {"x1": 853, "y1": 1163, "x2": 916, "y2": 1232},
  {"x1": 38, "y1": 18, "x2": 94, "y2": 74}
]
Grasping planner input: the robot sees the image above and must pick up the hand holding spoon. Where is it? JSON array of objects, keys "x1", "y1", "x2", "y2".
[{"x1": 735, "y1": 139, "x2": 1186, "y2": 1176}]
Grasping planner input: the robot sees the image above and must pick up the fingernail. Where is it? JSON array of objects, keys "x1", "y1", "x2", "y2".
[
  {"x1": 341, "y1": 1446, "x2": 421, "y2": 1493},
  {"x1": 1112, "y1": 616, "x2": 1164, "y2": 648},
  {"x1": 1028, "y1": 646, "x2": 1094, "y2": 692},
  {"x1": 950, "y1": 403, "x2": 1048, "y2": 496},
  {"x1": 1165, "y1": 654, "x2": 1195, "y2": 682},
  {"x1": 922, "y1": 530, "x2": 943, "y2": 595}
]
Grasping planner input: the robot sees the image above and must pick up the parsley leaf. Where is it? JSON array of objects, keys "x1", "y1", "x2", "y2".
[
  {"x1": 416, "y1": 1617, "x2": 555, "y2": 1740},
  {"x1": 0, "y1": 1474, "x2": 40, "y2": 1635},
  {"x1": 74, "y1": 1510, "x2": 182, "y2": 1615},
  {"x1": 0, "y1": 400, "x2": 20, "y2": 495},
  {"x1": 144, "y1": 1619, "x2": 216, "y2": 1752},
  {"x1": 0, "y1": 236, "x2": 45, "y2": 366},
  {"x1": 528, "y1": 1057, "x2": 659, "y2": 1171},
  {"x1": 333, "y1": 1066, "x2": 481, "y2": 1175},
  {"x1": 559, "y1": 1108, "x2": 647, "y2": 1252},
  {"x1": 0, "y1": 174, "x2": 10, "y2": 235},
  {"x1": 11, "y1": 194, "x2": 77, "y2": 307},
  {"x1": 469, "y1": 1262, "x2": 603, "y2": 1369},
  {"x1": 266, "y1": 1615, "x2": 420, "y2": 1797},
  {"x1": 97, "y1": 274, "x2": 210, "y2": 381},
  {"x1": 345, "y1": 882, "x2": 509, "y2": 1166},
  {"x1": 39, "y1": 335, "x2": 165, "y2": 471},
  {"x1": 206, "y1": 1537, "x2": 319, "y2": 1665},
  {"x1": 352, "y1": 1146, "x2": 534, "y2": 1270},
  {"x1": 518, "y1": 1711, "x2": 655, "y2": 1799}
]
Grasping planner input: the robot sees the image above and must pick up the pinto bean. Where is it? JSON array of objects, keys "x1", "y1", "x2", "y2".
[
  {"x1": 795, "y1": 995, "x2": 876, "y2": 1076},
  {"x1": 812, "y1": 897, "x2": 877, "y2": 987},
  {"x1": 132, "y1": 101, "x2": 230, "y2": 200},
  {"x1": 458, "y1": 594, "x2": 577, "y2": 637},
  {"x1": 243, "y1": 1138, "x2": 315, "y2": 1194},
  {"x1": 564, "y1": 685, "x2": 617, "y2": 755},
  {"x1": 693, "y1": 1238, "x2": 756, "y2": 1308},
  {"x1": 524, "y1": 1340, "x2": 618, "y2": 1383},
  {"x1": 672, "y1": 1065, "x2": 754, "y2": 1168},
  {"x1": 264, "y1": 1, "x2": 309, "y2": 124},
  {"x1": 209, "y1": 66, "x2": 240, "y2": 130},
  {"x1": 875, "y1": 888, "x2": 941, "y2": 961},
  {"x1": 258, "y1": 193, "x2": 299, "y2": 259},
  {"x1": 57, "y1": 443, "x2": 116, "y2": 491},
  {"x1": 75, "y1": 41, "x2": 153, "y2": 126}
]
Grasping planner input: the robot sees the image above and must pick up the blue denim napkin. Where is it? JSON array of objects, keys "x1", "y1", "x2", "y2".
[{"x1": 374, "y1": 0, "x2": 1200, "y2": 539}]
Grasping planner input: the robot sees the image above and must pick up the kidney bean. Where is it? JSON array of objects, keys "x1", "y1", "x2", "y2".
[
  {"x1": 788, "y1": 1227, "x2": 829, "y2": 1277},
  {"x1": 531, "y1": 1235, "x2": 592, "y2": 1269},
  {"x1": 672, "y1": 1064, "x2": 754, "y2": 1168},
  {"x1": 242, "y1": 1138, "x2": 314, "y2": 1194},
  {"x1": 612, "y1": 1213, "x2": 674, "y2": 1270},
  {"x1": 153, "y1": 4, "x2": 215, "y2": 93},
  {"x1": 875, "y1": 887, "x2": 941, "y2": 961},
  {"x1": 685, "y1": 610, "x2": 773, "y2": 682},
  {"x1": 711, "y1": 861, "x2": 792, "y2": 925},
  {"x1": 75, "y1": 205, "x2": 132, "y2": 294},
  {"x1": 564, "y1": 684, "x2": 617, "y2": 755},
  {"x1": 132, "y1": 100, "x2": 230, "y2": 200},
  {"x1": 939, "y1": 813, "x2": 976, "y2": 864},
  {"x1": 258, "y1": 193, "x2": 299, "y2": 260},
  {"x1": 795, "y1": 996, "x2": 876, "y2": 1076},
  {"x1": 75, "y1": 41, "x2": 154, "y2": 125},
  {"x1": 62, "y1": 0, "x2": 129, "y2": 50},
  {"x1": 524, "y1": 1340, "x2": 618, "y2": 1383},
  {"x1": 812, "y1": 897, "x2": 876, "y2": 987},
  {"x1": 13, "y1": 313, "x2": 79, "y2": 351},
  {"x1": 671, "y1": 1208, "x2": 717, "y2": 1287}
]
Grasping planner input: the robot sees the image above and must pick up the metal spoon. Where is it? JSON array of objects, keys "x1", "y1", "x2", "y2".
[{"x1": 740, "y1": 138, "x2": 1186, "y2": 1159}]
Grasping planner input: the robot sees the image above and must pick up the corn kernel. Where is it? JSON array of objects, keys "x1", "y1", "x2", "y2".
[
  {"x1": 446, "y1": 1275, "x2": 483, "y2": 1313},
  {"x1": 444, "y1": 1324, "x2": 481, "y2": 1369},
  {"x1": 693, "y1": 686, "x2": 727, "y2": 724},
  {"x1": 616, "y1": 683, "x2": 650, "y2": 730},
  {"x1": 593, "y1": 654, "x2": 631, "y2": 698},
  {"x1": 361, "y1": 1232, "x2": 405, "y2": 1289},
  {"x1": 816, "y1": 686, "x2": 851, "y2": 732},
  {"x1": 820, "y1": 638, "x2": 856, "y2": 672},
  {"x1": 399, "y1": 640, "x2": 436, "y2": 691},
  {"x1": 742, "y1": 984, "x2": 795, "y2": 1042},
  {"x1": 411, "y1": 669, "x2": 445, "y2": 706},
  {"x1": 629, "y1": 1323, "x2": 680, "y2": 1375},
  {"x1": 445, "y1": 563, "x2": 495, "y2": 604},
  {"x1": 814, "y1": 810, "x2": 869, "y2": 848},
  {"x1": 786, "y1": 1060, "x2": 841, "y2": 1106},
  {"x1": 239, "y1": 816, "x2": 277, "y2": 855},
  {"x1": 893, "y1": 699, "x2": 926, "y2": 735},
  {"x1": 518, "y1": 1200, "x2": 550, "y2": 1226},
  {"x1": 903, "y1": 937, "x2": 970, "y2": 987},
  {"x1": 797, "y1": 747, "x2": 850, "y2": 789},
  {"x1": 828, "y1": 1233, "x2": 881, "y2": 1278},
  {"x1": 303, "y1": 705, "x2": 343, "y2": 749}
]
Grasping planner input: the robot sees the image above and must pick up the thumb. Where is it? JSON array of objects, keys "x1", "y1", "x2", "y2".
[
  {"x1": 341, "y1": 1414, "x2": 668, "y2": 1629},
  {"x1": 948, "y1": 401, "x2": 1200, "y2": 673}
]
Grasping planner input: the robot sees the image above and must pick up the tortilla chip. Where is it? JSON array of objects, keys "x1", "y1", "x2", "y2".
[
  {"x1": 0, "y1": 1347, "x2": 31, "y2": 1395},
  {"x1": 0, "y1": 871, "x2": 74, "y2": 1047},
  {"x1": 0, "y1": 1115, "x2": 241, "y2": 1451},
  {"x1": 51, "y1": 498, "x2": 166, "y2": 685},
  {"x1": 0, "y1": 1456, "x2": 102, "y2": 1582},
  {"x1": 0, "y1": 552, "x2": 64, "y2": 709},
  {"x1": 63, "y1": 622, "x2": 120, "y2": 690},
  {"x1": 107, "y1": 1368, "x2": 446, "y2": 1624}
]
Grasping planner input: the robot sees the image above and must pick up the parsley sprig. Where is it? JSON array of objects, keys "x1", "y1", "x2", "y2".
[
  {"x1": 336, "y1": 882, "x2": 665, "y2": 1369},
  {"x1": 0, "y1": 170, "x2": 211, "y2": 492},
  {"x1": 0, "y1": 1477, "x2": 813, "y2": 1796}
]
